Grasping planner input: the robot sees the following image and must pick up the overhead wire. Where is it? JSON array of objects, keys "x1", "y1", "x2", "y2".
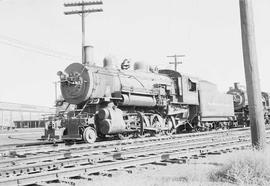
[
  {"x1": 0, "y1": 34, "x2": 81, "y2": 62},
  {"x1": 0, "y1": 34, "x2": 77, "y2": 57}
]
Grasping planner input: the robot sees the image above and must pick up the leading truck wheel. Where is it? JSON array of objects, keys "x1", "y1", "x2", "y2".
[{"x1": 83, "y1": 127, "x2": 97, "y2": 143}]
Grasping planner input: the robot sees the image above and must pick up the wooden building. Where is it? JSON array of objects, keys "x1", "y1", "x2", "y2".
[{"x1": 0, "y1": 102, "x2": 55, "y2": 129}]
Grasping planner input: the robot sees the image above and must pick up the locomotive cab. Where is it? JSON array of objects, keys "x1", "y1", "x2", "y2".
[{"x1": 158, "y1": 69, "x2": 199, "y2": 105}]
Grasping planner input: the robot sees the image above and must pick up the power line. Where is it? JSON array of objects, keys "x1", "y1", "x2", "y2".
[
  {"x1": 0, "y1": 40, "x2": 78, "y2": 61},
  {"x1": 0, "y1": 34, "x2": 78, "y2": 58},
  {"x1": 0, "y1": 34, "x2": 80, "y2": 61},
  {"x1": 0, "y1": 39, "x2": 79, "y2": 61},
  {"x1": 0, "y1": 34, "x2": 80, "y2": 59}
]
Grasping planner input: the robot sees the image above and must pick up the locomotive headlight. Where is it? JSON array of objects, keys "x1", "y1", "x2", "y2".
[{"x1": 60, "y1": 74, "x2": 66, "y2": 80}]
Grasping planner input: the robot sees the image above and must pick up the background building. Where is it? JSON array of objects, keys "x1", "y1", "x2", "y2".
[{"x1": 0, "y1": 102, "x2": 55, "y2": 129}]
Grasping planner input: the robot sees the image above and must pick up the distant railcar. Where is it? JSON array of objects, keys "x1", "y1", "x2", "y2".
[{"x1": 227, "y1": 82, "x2": 270, "y2": 125}]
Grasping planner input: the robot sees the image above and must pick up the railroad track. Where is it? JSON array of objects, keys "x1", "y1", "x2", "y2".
[
  {"x1": 0, "y1": 128, "x2": 251, "y2": 169},
  {"x1": 0, "y1": 127, "x2": 249, "y2": 159},
  {"x1": 0, "y1": 130, "x2": 248, "y2": 168},
  {"x1": 0, "y1": 127, "x2": 267, "y2": 186}
]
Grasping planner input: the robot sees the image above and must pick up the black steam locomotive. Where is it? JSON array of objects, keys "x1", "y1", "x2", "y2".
[
  {"x1": 52, "y1": 53, "x2": 236, "y2": 143},
  {"x1": 227, "y1": 83, "x2": 270, "y2": 126}
]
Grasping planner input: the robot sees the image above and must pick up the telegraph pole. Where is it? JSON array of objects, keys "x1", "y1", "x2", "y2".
[
  {"x1": 167, "y1": 54, "x2": 185, "y2": 71},
  {"x1": 239, "y1": 0, "x2": 266, "y2": 150},
  {"x1": 64, "y1": 1, "x2": 103, "y2": 65},
  {"x1": 81, "y1": 3, "x2": 85, "y2": 63},
  {"x1": 54, "y1": 81, "x2": 58, "y2": 103}
]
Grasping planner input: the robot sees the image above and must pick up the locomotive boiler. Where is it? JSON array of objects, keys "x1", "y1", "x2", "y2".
[{"x1": 56, "y1": 48, "x2": 235, "y2": 143}]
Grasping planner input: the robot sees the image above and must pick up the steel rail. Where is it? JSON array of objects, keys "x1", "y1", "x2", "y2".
[
  {"x1": 1, "y1": 136, "x2": 265, "y2": 186},
  {"x1": 1, "y1": 130, "x2": 263, "y2": 178},
  {"x1": 0, "y1": 127, "x2": 249, "y2": 151},
  {"x1": 0, "y1": 127, "x2": 250, "y2": 158},
  {"x1": 0, "y1": 138, "x2": 246, "y2": 178},
  {"x1": 0, "y1": 134, "x2": 248, "y2": 175},
  {"x1": 0, "y1": 129, "x2": 251, "y2": 168}
]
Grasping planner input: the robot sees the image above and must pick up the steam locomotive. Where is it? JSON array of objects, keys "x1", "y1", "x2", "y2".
[
  {"x1": 227, "y1": 83, "x2": 270, "y2": 126},
  {"x1": 53, "y1": 50, "x2": 236, "y2": 143}
]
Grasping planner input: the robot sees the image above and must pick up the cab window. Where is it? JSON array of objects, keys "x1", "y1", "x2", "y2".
[{"x1": 188, "y1": 79, "x2": 197, "y2": 92}]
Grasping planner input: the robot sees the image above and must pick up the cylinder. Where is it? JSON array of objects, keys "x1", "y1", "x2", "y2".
[
  {"x1": 98, "y1": 108, "x2": 110, "y2": 120},
  {"x1": 98, "y1": 119, "x2": 111, "y2": 134},
  {"x1": 234, "y1": 82, "x2": 240, "y2": 89},
  {"x1": 97, "y1": 107, "x2": 126, "y2": 134},
  {"x1": 84, "y1": 45, "x2": 94, "y2": 66},
  {"x1": 98, "y1": 119, "x2": 126, "y2": 134}
]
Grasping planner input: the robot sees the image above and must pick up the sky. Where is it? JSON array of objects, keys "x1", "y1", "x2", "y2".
[{"x1": 0, "y1": 0, "x2": 269, "y2": 107}]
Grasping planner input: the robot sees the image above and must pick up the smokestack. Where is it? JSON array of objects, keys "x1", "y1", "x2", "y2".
[
  {"x1": 83, "y1": 45, "x2": 94, "y2": 66},
  {"x1": 234, "y1": 82, "x2": 240, "y2": 89}
]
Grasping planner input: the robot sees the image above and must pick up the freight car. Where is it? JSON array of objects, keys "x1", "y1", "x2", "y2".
[
  {"x1": 54, "y1": 52, "x2": 235, "y2": 143},
  {"x1": 227, "y1": 82, "x2": 270, "y2": 126}
]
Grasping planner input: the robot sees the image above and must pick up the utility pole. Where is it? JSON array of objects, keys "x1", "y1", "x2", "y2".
[
  {"x1": 167, "y1": 54, "x2": 185, "y2": 71},
  {"x1": 239, "y1": 0, "x2": 266, "y2": 150},
  {"x1": 54, "y1": 81, "x2": 58, "y2": 103},
  {"x1": 64, "y1": 1, "x2": 103, "y2": 65}
]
